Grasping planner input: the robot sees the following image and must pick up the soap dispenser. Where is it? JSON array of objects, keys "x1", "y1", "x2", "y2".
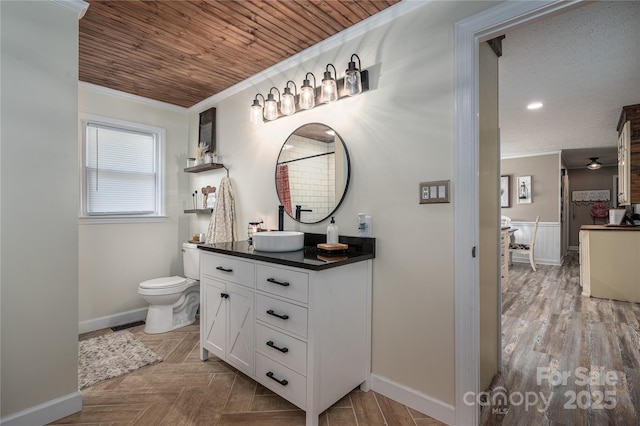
[{"x1": 327, "y1": 216, "x2": 339, "y2": 244}]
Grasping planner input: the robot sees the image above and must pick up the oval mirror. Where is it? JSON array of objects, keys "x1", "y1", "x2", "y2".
[{"x1": 275, "y1": 123, "x2": 350, "y2": 224}]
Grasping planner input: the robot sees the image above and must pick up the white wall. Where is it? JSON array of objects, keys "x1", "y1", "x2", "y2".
[
  {"x1": 77, "y1": 85, "x2": 189, "y2": 331},
  {"x1": 1, "y1": 1, "x2": 82, "y2": 422},
  {"x1": 187, "y1": 0, "x2": 496, "y2": 410}
]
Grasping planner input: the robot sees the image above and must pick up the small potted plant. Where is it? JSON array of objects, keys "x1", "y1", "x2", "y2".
[{"x1": 195, "y1": 141, "x2": 208, "y2": 165}]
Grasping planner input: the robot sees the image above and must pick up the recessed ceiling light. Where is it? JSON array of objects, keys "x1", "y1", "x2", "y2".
[{"x1": 527, "y1": 102, "x2": 543, "y2": 110}]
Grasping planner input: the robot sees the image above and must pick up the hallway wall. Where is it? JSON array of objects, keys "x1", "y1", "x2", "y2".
[{"x1": 567, "y1": 166, "x2": 617, "y2": 247}]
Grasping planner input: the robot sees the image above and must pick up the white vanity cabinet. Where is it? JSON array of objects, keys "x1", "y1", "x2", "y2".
[
  {"x1": 200, "y1": 253, "x2": 255, "y2": 376},
  {"x1": 199, "y1": 249, "x2": 373, "y2": 426}
]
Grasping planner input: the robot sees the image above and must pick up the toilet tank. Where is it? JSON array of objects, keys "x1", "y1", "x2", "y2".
[{"x1": 182, "y1": 242, "x2": 200, "y2": 280}]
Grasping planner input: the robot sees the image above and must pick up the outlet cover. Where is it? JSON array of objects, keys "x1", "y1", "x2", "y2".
[{"x1": 419, "y1": 180, "x2": 450, "y2": 204}]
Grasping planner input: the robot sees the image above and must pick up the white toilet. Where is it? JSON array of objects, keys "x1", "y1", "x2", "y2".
[{"x1": 138, "y1": 242, "x2": 200, "y2": 334}]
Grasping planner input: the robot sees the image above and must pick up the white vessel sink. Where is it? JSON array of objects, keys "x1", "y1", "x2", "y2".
[{"x1": 252, "y1": 231, "x2": 304, "y2": 252}]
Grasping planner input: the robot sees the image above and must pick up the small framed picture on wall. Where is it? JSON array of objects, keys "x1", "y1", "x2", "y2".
[
  {"x1": 517, "y1": 176, "x2": 532, "y2": 204},
  {"x1": 500, "y1": 175, "x2": 510, "y2": 208}
]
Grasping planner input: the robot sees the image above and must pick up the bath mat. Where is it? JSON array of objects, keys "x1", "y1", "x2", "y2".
[{"x1": 78, "y1": 330, "x2": 162, "y2": 390}]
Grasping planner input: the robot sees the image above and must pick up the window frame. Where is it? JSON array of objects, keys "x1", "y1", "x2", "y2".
[{"x1": 79, "y1": 113, "x2": 167, "y2": 224}]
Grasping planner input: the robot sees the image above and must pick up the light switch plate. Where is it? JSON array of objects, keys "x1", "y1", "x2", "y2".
[{"x1": 419, "y1": 180, "x2": 450, "y2": 204}]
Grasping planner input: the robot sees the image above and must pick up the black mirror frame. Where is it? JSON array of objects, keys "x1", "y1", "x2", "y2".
[{"x1": 274, "y1": 123, "x2": 351, "y2": 224}]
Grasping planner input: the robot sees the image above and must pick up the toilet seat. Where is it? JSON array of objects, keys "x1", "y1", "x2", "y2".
[
  {"x1": 138, "y1": 276, "x2": 198, "y2": 296},
  {"x1": 140, "y1": 276, "x2": 187, "y2": 289}
]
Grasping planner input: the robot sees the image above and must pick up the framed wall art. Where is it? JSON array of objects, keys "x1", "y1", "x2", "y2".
[
  {"x1": 517, "y1": 175, "x2": 532, "y2": 204},
  {"x1": 198, "y1": 107, "x2": 216, "y2": 155},
  {"x1": 500, "y1": 175, "x2": 510, "y2": 208}
]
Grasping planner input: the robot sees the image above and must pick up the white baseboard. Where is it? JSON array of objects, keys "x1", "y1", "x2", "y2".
[
  {"x1": 510, "y1": 254, "x2": 561, "y2": 266},
  {"x1": 371, "y1": 373, "x2": 455, "y2": 425},
  {"x1": 78, "y1": 307, "x2": 148, "y2": 334},
  {"x1": 0, "y1": 391, "x2": 82, "y2": 426}
]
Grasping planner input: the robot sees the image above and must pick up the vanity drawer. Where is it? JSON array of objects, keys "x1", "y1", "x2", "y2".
[
  {"x1": 256, "y1": 352, "x2": 306, "y2": 409},
  {"x1": 256, "y1": 264, "x2": 309, "y2": 303},
  {"x1": 256, "y1": 294, "x2": 308, "y2": 338},
  {"x1": 255, "y1": 323, "x2": 307, "y2": 376},
  {"x1": 200, "y1": 253, "x2": 255, "y2": 288}
]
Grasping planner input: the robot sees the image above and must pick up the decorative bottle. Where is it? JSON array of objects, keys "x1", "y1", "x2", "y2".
[{"x1": 327, "y1": 216, "x2": 339, "y2": 244}]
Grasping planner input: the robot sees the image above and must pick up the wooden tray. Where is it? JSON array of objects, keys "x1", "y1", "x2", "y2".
[{"x1": 316, "y1": 243, "x2": 348, "y2": 251}]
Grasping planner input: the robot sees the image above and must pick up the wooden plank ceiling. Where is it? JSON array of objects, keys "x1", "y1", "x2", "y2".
[{"x1": 79, "y1": 0, "x2": 400, "y2": 108}]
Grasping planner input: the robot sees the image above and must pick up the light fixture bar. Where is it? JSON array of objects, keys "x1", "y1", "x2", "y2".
[
  {"x1": 254, "y1": 69, "x2": 369, "y2": 123},
  {"x1": 250, "y1": 53, "x2": 371, "y2": 124}
]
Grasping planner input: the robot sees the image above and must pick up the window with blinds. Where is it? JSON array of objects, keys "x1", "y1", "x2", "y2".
[{"x1": 81, "y1": 116, "x2": 165, "y2": 221}]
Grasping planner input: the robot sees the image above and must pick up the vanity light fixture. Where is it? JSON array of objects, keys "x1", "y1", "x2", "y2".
[
  {"x1": 321, "y1": 64, "x2": 338, "y2": 103},
  {"x1": 281, "y1": 81, "x2": 297, "y2": 116},
  {"x1": 249, "y1": 94, "x2": 265, "y2": 125},
  {"x1": 345, "y1": 54, "x2": 362, "y2": 96},
  {"x1": 250, "y1": 53, "x2": 370, "y2": 123},
  {"x1": 264, "y1": 87, "x2": 281, "y2": 121},
  {"x1": 587, "y1": 157, "x2": 602, "y2": 170},
  {"x1": 299, "y1": 72, "x2": 317, "y2": 110}
]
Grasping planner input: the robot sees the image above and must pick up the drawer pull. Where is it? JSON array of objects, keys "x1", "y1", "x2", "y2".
[
  {"x1": 266, "y1": 340, "x2": 289, "y2": 353},
  {"x1": 266, "y1": 371, "x2": 288, "y2": 386},
  {"x1": 266, "y1": 309, "x2": 289, "y2": 320},
  {"x1": 216, "y1": 266, "x2": 233, "y2": 273},
  {"x1": 220, "y1": 293, "x2": 229, "y2": 299},
  {"x1": 267, "y1": 278, "x2": 290, "y2": 287}
]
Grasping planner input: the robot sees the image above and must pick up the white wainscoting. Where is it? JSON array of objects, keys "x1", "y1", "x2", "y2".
[{"x1": 509, "y1": 221, "x2": 561, "y2": 266}]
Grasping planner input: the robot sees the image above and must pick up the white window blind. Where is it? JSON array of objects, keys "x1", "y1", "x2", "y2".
[{"x1": 84, "y1": 122, "x2": 159, "y2": 216}]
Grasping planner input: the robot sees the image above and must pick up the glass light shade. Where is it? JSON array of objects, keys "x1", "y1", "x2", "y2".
[
  {"x1": 321, "y1": 78, "x2": 338, "y2": 103},
  {"x1": 300, "y1": 85, "x2": 315, "y2": 110},
  {"x1": 587, "y1": 158, "x2": 602, "y2": 170},
  {"x1": 264, "y1": 95, "x2": 278, "y2": 121},
  {"x1": 281, "y1": 92, "x2": 296, "y2": 115},
  {"x1": 345, "y1": 69, "x2": 362, "y2": 96},
  {"x1": 250, "y1": 104, "x2": 262, "y2": 124}
]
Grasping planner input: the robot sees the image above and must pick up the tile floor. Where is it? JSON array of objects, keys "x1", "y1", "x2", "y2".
[{"x1": 52, "y1": 320, "x2": 445, "y2": 425}]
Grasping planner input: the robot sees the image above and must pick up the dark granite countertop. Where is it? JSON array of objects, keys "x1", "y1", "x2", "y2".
[{"x1": 197, "y1": 233, "x2": 375, "y2": 271}]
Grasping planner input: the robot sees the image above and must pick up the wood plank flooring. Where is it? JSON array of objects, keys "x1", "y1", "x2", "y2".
[
  {"x1": 481, "y1": 253, "x2": 640, "y2": 425},
  {"x1": 52, "y1": 322, "x2": 444, "y2": 425},
  {"x1": 51, "y1": 253, "x2": 632, "y2": 425}
]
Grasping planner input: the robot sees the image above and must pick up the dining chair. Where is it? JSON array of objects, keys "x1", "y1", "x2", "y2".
[
  {"x1": 509, "y1": 216, "x2": 539, "y2": 271},
  {"x1": 501, "y1": 215, "x2": 512, "y2": 227}
]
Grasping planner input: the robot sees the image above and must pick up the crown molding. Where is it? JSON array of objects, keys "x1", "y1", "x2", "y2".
[
  {"x1": 50, "y1": 0, "x2": 90, "y2": 19},
  {"x1": 501, "y1": 150, "x2": 562, "y2": 160},
  {"x1": 189, "y1": 0, "x2": 429, "y2": 112},
  {"x1": 80, "y1": 82, "x2": 189, "y2": 114}
]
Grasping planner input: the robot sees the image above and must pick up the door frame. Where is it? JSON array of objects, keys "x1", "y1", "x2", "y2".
[{"x1": 453, "y1": 1, "x2": 582, "y2": 424}]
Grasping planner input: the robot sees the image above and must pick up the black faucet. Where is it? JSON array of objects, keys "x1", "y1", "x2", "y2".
[
  {"x1": 278, "y1": 205, "x2": 284, "y2": 231},
  {"x1": 295, "y1": 205, "x2": 312, "y2": 221}
]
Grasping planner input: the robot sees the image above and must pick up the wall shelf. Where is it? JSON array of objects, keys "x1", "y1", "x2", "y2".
[
  {"x1": 184, "y1": 162, "x2": 229, "y2": 176},
  {"x1": 184, "y1": 209, "x2": 213, "y2": 214}
]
